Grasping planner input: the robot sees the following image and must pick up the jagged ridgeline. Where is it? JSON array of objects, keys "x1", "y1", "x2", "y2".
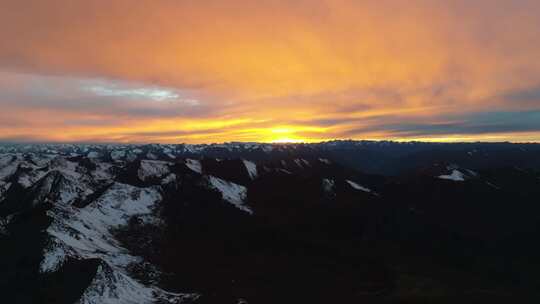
[{"x1": 1, "y1": 142, "x2": 540, "y2": 303}]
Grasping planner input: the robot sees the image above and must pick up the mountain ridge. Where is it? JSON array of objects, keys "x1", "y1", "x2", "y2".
[{"x1": 1, "y1": 142, "x2": 539, "y2": 303}]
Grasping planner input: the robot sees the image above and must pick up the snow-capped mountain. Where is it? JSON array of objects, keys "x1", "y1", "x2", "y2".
[{"x1": 1, "y1": 141, "x2": 540, "y2": 303}]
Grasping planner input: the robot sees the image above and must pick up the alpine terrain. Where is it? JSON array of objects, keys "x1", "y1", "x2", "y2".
[{"x1": 1, "y1": 141, "x2": 540, "y2": 303}]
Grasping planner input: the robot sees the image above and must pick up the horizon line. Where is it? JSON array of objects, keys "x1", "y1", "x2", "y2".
[{"x1": 1, "y1": 139, "x2": 539, "y2": 146}]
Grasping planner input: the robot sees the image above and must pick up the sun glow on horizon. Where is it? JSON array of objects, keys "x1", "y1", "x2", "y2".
[
  {"x1": 270, "y1": 138, "x2": 306, "y2": 144},
  {"x1": 254, "y1": 126, "x2": 327, "y2": 144}
]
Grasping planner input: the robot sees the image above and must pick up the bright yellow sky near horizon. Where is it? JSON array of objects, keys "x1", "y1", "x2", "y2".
[{"x1": 0, "y1": 0, "x2": 539, "y2": 143}]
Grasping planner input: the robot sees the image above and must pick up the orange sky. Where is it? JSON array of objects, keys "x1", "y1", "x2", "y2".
[{"x1": 0, "y1": 0, "x2": 540, "y2": 143}]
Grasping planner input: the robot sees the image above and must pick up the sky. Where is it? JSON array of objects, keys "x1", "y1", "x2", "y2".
[{"x1": 1, "y1": 0, "x2": 540, "y2": 143}]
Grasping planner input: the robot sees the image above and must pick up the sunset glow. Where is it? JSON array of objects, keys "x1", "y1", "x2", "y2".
[{"x1": 1, "y1": 1, "x2": 539, "y2": 143}]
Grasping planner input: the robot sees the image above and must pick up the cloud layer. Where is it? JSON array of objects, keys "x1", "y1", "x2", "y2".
[{"x1": 0, "y1": 0, "x2": 539, "y2": 143}]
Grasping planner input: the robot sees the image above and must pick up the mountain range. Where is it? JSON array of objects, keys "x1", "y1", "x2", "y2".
[{"x1": 1, "y1": 141, "x2": 540, "y2": 303}]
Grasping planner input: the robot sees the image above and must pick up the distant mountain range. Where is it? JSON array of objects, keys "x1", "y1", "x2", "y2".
[{"x1": 1, "y1": 141, "x2": 540, "y2": 303}]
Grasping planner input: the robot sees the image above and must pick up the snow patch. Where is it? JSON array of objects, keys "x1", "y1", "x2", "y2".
[
  {"x1": 92, "y1": 162, "x2": 114, "y2": 182},
  {"x1": 262, "y1": 145, "x2": 273, "y2": 153},
  {"x1": 438, "y1": 170, "x2": 466, "y2": 182},
  {"x1": 110, "y1": 150, "x2": 126, "y2": 161},
  {"x1": 138, "y1": 160, "x2": 170, "y2": 182},
  {"x1": 0, "y1": 214, "x2": 15, "y2": 236},
  {"x1": 465, "y1": 169, "x2": 478, "y2": 177},
  {"x1": 0, "y1": 154, "x2": 15, "y2": 167},
  {"x1": 242, "y1": 160, "x2": 258, "y2": 180},
  {"x1": 277, "y1": 168, "x2": 292, "y2": 175},
  {"x1": 322, "y1": 178, "x2": 335, "y2": 193},
  {"x1": 486, "y1": 181, "x2": 501, "y2": 189},
  {"x1": 185, "y1": 159, "x2": 202, "y2": 174},
  {"x1": 18, "y1": 170, "x2": 47, "y2": 188},
  {"x1": 346, "y1": 180, "x2": 372, "y2": 193},
  {"x1": 78, "y1": 262, "x2": 194, "y2": 304},
  {"x1": 87, "y1": 151, "x2": 100, "y2": 158},
  {"x1": 0, "y1": 155, "x2": 19, "y2": 180},
  {"x1": 30, "y1": 171, "x2": 85, "y2": 206},
  {"x1": 319, "y1": 158, "x2": 331, "y2": 165},
  {"x1": 40, "y1": 239, "x2": 68, "y2": 273},
  {"x1": 207, "y1": 176, "x2": 252, "y2": 214},
  {"x1": 161, "y1": 173, "x2": 177, "y2": 185}
]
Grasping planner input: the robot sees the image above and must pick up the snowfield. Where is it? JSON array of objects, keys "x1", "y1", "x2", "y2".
[{"x1": 41, "y1": 181, "x2": 195, "y2": 303}]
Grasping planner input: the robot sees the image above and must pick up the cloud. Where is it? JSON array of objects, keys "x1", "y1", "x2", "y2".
[
  {"x1": 85, "y1": 86, "x2": 181, "y2": 102},
  {"x1": 338, "y1": 110, "x2": 540, "y2": 140},
  {"x1": 0, "y1": 1, "x2": 539, "y2": 142},
  {"x1": 499, "y1": 86, "x2": 540, "y2": 109},
  {"x1": 0, "y1": 72, "x2": 214, "y2": 119}
]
